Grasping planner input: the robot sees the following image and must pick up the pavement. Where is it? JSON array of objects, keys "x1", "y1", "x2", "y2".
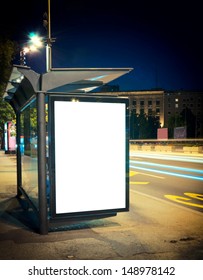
[{"x1": 0, "y1": 149, "x2": 203, "y2": 260}]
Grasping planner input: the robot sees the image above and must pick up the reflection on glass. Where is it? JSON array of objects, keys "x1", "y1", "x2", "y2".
[{"x1": 21, "y1": 99, "x2": 38, "y2": 209}]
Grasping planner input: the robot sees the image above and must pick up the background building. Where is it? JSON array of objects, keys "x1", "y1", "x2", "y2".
[
  {"x1": 97, "y1": 87, "x2": 203, "y2": 138},
  {"x1": 164, "y1": 90, "x2": 203, "y2": 138}
]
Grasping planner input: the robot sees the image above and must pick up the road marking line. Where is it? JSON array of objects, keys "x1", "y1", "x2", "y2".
[
  {"x1": 130, "y1": 190, "x2": 203, "y2": 216},
  {"x1": 184, "y1": 193, "x2": 203, "y2": 201},
  {"x1": 130, "y1": 182, "x2": 149, "y2": 185},
  {"x1": 129, "y1": 171, "x2": 137, "y2": 177},
  {"x1": 165, "y1": 194, "x2": 203, "y2": 208},
  {"x1": 132, "y1": 171, "x2": 165, "y2": 179}
]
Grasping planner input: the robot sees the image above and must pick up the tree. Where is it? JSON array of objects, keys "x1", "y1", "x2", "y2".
[
  {"x1": 180, "y1": 107, "x2": 196, "y2": 138},
  {"x1": 0, "y1": 36, "x2": 17, "y2": 148},
  {"x1": 167, "y1": 114, "x2": 184, "y2": 138},
  {"x1": 147, "y1": 114, "x2": 161, "y2": 139},
  {"x1": 167, "y1": 108, "x2": 197, "y2": 138},
  {"x1": 130, "y1": 111, "x2": 161, "y2": 139}
]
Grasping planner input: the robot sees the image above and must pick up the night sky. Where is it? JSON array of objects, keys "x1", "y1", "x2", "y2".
[{"x1": 1, "y1": 0, "x2": 203, "y2": 91}]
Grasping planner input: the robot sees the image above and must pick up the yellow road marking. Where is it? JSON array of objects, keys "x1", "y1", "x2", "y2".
[
  {"x1": 165, "y1": 194, "x2": 203, "y2": 208},
  {"x1": 184, "y1": 193, "x2": 203, "y2": 201},
  {"x1": 136, "y1": 171, "x2": 164, "y2": 179},
  {"x1": 130, "y1": 182, "x2": 149, "y2": 185},
  {"x1": 129, "y1": 170, "x2": 164, "y2": 179},
  {"x1": 129, "y1": 171, "x2": 138, "y2": 177}
]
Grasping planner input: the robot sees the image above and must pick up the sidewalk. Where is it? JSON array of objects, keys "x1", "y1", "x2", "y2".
[{"x1": 0, "y1": 150, "x2": 203, "y2": 260}]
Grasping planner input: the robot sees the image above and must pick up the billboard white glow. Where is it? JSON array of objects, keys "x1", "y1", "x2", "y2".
[{"x1": 54, "y1": 100, "x2": 127, "y2": 214}]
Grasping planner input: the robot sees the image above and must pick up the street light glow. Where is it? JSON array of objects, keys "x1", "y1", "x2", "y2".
[
  {"x1": 23, "y1": 47, "x2": 30, "y2": 54},
  {"x1": 20, "y1": 32, "x2": 44, "y2": 65},
  {"x1": 29, "y1": 45, "x2": 38, "y2": 52},
  {"x1": 28, "y1": 32, "x2": 43, "y2": 48}
]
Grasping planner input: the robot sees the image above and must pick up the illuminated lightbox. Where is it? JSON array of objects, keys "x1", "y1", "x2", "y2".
[{"x1": 50, "y1": 96, "x2": 129, "y2": 216}]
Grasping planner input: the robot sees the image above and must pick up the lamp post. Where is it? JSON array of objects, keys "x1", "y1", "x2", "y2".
[
  {"x1": 44, "y1": 0, "x2": 55, "y2": 72},
  {"x1": 46, "y1": 0, "x2": 51, "y2": 72},
  {"x1": 20, "y1": 0, "x2": 54, "y2": 70}
]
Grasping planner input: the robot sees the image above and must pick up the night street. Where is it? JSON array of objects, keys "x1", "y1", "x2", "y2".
[
  {"x1": 130, "y1": 151, "x2": 203, "y2": 213},
  {"x1": 0, "y1": 150, "x2": 203, "y2": 260}
]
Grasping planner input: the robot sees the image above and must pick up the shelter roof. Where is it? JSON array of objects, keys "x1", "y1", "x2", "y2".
[{"x1": 4, "y1": 65, "x2": 133, "y2": 111}]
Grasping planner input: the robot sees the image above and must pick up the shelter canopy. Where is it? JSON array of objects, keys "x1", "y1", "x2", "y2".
[{"x1": 4, "y1": 65, "x2": 133, "y2": 111}]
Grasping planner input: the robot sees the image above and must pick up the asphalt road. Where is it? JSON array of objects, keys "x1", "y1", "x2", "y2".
[
  {"x1": 130, "y1": 152, "x2": 203, "y2": 213},
  {"x1": 0, "y1": 150, "x2": 203, "y2": 260}
]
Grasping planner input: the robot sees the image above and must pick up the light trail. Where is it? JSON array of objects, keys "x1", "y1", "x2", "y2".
[
  {"x1": 130, "y1": 160, "x2": 203, "y2": 174},
  {"x1": 130, "y1": 152, "x2": 203, "y2": 164},
  {"x1": 130, "y1": 165, "x2": 203, "y2": 181}
]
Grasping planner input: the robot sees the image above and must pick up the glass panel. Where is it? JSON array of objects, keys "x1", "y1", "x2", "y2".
[{"x1": 21, "y1": 99, "x2": 38, "y2": 209}]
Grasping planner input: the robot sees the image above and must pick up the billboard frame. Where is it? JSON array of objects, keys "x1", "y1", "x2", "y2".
[{"x1": 48, "y1": 94, "x2": 130, "y2": 222}]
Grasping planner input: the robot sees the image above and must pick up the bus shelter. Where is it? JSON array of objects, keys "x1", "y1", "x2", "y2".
[{"x1": 4, "y1": 65, "x2": 132, "y2": 234}]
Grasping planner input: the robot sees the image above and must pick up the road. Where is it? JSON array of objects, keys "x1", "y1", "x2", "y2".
[
  {"x1": 1, "y1": 150, "x2": 203, "y2": 260},
  {"x1": 130, "y1": 151, "x2": 203, "y2": 213}
]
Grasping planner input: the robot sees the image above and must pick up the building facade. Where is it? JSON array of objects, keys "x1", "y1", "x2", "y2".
[
  {"x1": 164, "y1": 90, "x2": 203, "y2": 137},
  {"x1": 98, "y1": 88, "x2": 203, "y2": 138}
]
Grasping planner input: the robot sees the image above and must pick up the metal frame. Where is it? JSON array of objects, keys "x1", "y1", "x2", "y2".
[
  {"x1": 3, "y1": 65, "x2": 132, "y2": 234},
  {"x1": 47, "y1": 94, "x2": 130, "y2": 227}
]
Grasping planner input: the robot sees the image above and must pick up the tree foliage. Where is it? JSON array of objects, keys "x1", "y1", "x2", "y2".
[
  {"x1": 130, "y1": 110, "x2": 161, "y2": 139},
  {"x1": 167, "y1": 107, "x2": 197, "y2": 138},
  {"x1": 0, "y1": 36, "x2": 17, "y2": 147},
  {"x1": 167, "y1": 114, "x2": 184, "y2": 138}
]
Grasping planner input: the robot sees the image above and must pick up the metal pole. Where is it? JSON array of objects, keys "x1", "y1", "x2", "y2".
[
  {"x1": 16, "y1": 112, "x2": 22, "y2": 197},
  {"x1": 37, "y1": 91, "x2": 48, "y2": 234},
  {"x1": 46, "y1": 0, "x2": 52, "y2": 72}
]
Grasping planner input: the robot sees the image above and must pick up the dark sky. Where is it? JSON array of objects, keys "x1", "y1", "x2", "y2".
[{"x1": 1, "y1": 0, "x2": 203, "y2": 91}]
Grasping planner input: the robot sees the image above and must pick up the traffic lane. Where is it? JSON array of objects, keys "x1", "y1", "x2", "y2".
[
  {"x1": 130, "y1": 155, "x2": 203, "y2": 171},
  {"x1": 129, "y1": 168, "x2": 203, "y2": 213},
  {"x1": 130, "y1": 156, "x2": 203, "y2": 181},
  {"x1": 130, "y1": 151, "x2": 203, "y2": 164}
]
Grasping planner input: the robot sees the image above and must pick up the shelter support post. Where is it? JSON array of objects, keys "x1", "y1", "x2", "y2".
[
  {"x1": 37, "y1": 91, "x2": 48, "y2": 234},
  {"x1": 16, "y1": 112, "x2": 22, "y2": 197}
]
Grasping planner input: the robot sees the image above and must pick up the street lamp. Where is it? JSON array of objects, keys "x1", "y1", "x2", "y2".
[
  {"x1": 29, "y1": 32, "x2": 43, "y2": 49},
  {"x1": 20, "y1": 33, "x2": 43, "y2": 66}
]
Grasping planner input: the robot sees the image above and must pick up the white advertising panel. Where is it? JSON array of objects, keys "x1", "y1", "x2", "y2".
[{"x1": 54, "y1": 99, "x2": 127, "y2": 214}]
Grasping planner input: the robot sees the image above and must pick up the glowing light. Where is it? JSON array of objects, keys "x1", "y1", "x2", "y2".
[
  {"x1": 130, "y1": 165, "x2": 203, "y2": 181},
  {"x1": 130, "y1": 151, "x2": 203, "y2": 164},
  {"x1": 130, "y1": 160, "x2": 203, "y2": 174},
  {"x1": 29, "y1": 45, "x2": 37, "y2": 52},
  {"x1": 23, "y1": 47, "x2": 30, "y2": 53},
  {"x1": 71, "y1": 98, "x2": 79, "y2": 102},
  {"x1": 90, "y1": 75, "x2": 107, "y2": 81},
  {"x1": 29, "y1": 32, "x2": 43, "y2": 48}
]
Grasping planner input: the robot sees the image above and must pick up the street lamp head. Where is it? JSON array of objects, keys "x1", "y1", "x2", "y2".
[
  {"x1": 28, "y1": 32, "x2": 43, "y2": 48},
  {"x1": 20, "y1": 32, "x2": 44, "y2": 65}
]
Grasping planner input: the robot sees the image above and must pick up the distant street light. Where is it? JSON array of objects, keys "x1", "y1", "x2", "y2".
[
  {"x1": 29, "y1": 32, "x2": 43, "y2": 48},
  {"x1": 20, "y1": 33, "x2": 43, "y2": 66},
  {"x1": 19, "y1": 0, "x2": 54, "y2": 70}
]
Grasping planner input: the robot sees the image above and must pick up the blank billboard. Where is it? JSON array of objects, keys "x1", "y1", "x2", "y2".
[{"x1": 51, "y1": 96, "x2": 129, "y2": 216}]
